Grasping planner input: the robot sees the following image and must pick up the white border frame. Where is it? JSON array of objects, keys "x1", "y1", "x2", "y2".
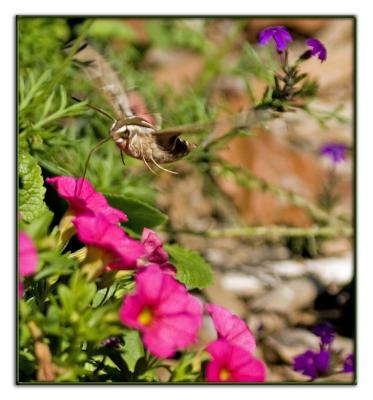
[{"x1": 3, "y1": 1, "x2": 373, "y2": 398}]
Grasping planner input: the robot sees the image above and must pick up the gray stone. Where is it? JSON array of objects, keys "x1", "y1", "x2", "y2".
[
  {"x1": 264, "y1": 328, "x2": 319, "y2": 364},
  {"x1": 268, "y1": 260, "x2": 306, "y2": 278},
  {"x1": 251, "y1": 278, "x2": 318, "y2": 314},
  {"x1": 221, "y1": 272, "x2": 265, "y2": 297},
  {"x1": 305, "y1": 254, "x2": 353, "y2": 286}
]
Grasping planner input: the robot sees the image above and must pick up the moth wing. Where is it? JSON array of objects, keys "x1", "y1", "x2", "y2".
[
  {"x1": 151, "y1": 123, "x2": 208, "y2": 150},
  {"x1": 153, "y1": 122, "x2": 208, "y2": 144},
  {"x1": 70, "y1": 42, "x2": 133, "y2": 119},
  {"x1": 154, "y1": 122, "x2": 209, "y2": 137}
]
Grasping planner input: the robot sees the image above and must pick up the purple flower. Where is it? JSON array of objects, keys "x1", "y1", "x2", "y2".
[
  {"x1": 102, "y1": 336, "x2": 121, "y2": 349},
  {"x1": 312, "y1": 322, "x2": 336, "y2": 349},
  {"x1": 258, "y1": 26, "x2": 293, "y2": 52},
  {"x1": 306, "y1": 38, "x2": 327, "y2": 62},
  {"x1": 321, "y1": 143, "x2": 347, "y2": 164},
  {"x1": 343, "y1": 353, "x2": 354, "y2": 373},
  {"x1": 293, "y1": 349, "x2": 330, "y2": 380}
]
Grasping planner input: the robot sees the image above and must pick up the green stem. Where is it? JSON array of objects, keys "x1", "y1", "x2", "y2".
[
  {"x1": 33, "y1": 103, "x2": 81, "y2": 130},
  {"x1": 44, "y1": 19, "x2": 93, "y2": 95},
  {"x1": 175, "y1": 224, "x2": 352, "y2": 240},
  {"x1": 107, "y1": 352, "x2": 131, "y2": 378},
  {"x1": 194, "y1": 20, "x2": 247, "y2": 94},
  {"x1": 213, "y1": 159, "x2": 346, "y2": 227},
  {"x1": 197, "y1": 108, "x2": 269, "y2": 151}
]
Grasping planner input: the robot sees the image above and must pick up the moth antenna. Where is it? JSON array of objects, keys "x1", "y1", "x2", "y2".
[
  {"x1": 139, "y1": 142, "x2": 158, "y2": 175},
  {"x1": 76, "y1": 137, "x2": 112, "y2": 196},
  {"x1": 71, "y1": 96, "x2": 116, "y2": 122},
  {"x1": 149, "y1": 153, "x2": 178, "y2": 175}
]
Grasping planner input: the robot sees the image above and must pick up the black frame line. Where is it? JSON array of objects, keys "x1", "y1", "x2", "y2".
[{"x1": 15, "y1": 15, "x2": 357, "y2": 386}]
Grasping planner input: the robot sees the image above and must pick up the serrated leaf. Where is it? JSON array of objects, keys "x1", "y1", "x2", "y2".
[
  {"x1": 105, "y1": 194, "x2": 167, "y2": 234},
  {"x1": 19, "y1": 151, "x2": 47, "y2": 222},
  {"x1": 20, "y1": 206, "x2": 53, "y2": 240},
  {"x1": 164, "y1": 244, "x2": 213, "y2": 289},
  {"x1": 122, "y1": 330, "x2": 144, "y2": 373}
]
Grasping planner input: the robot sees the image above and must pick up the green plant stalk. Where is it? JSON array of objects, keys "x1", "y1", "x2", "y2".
[
  {"x1": 194, "y1": 20, "x2": 247, "y2": 94},
  {"x1": 213, "y1": 159, "x2": 346, "y2": 227},
  {"x1": 19, "y1": 71, "x2": 51, "y2": 111},
  {"x1": 44, "y1": 19, "x2": 93, "y2": 95},
  {"x1": 176, "y1": 224, "x2": 352, "y2": 240},
  {"x1": 33, "y1": 102, "x2": 84, "y2": 130}
]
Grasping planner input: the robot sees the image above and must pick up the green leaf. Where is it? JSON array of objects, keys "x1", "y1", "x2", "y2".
[
  {"x1": 34, "y1": 252, "x2": 76, "y2": 281},
  {"x1": 164, "y1": 244, "x2": 213, "y2": 289},
  {"x1": 171, "y1": 352, "x2": 201, "y2": 382},
  {"x1": 69, "y1": 271, "x2": 97, "y2": 311},
  {"x1": 19, "y1": 206, "x2": 54, "y2": 240},
  {"x1": 19, "y1": 151, "x2": 47, "y2": 222},
  {"x1": 122, "y1": 330, "x2": 144, "y2": 373},
  {"x1": 105, "y1": 194, "x2": 167, "y2": 234},
  {"x1": 92, "y1": 284, "x2": 117, "y2": 308},
  {"x1": 37, "y1": 158, "x2": 74, "y2": 177},
  {"x1": 57, "y1": 285, "x2": 74, "y2": 315}
]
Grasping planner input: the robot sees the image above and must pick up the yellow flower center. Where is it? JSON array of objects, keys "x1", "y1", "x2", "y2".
[
  {"x1": 219, "y1": 368, "x2": 231, "y2": 381},
  {"x1": 138, "y1": 307, "x2": 154, "y2": 326}
]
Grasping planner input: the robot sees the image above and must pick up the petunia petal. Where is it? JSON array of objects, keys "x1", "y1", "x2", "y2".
[
  {"x1": 47, "y1": 176, "x2": 127, "y2": 223},
  {"x1": 74, "y1": 214, "x2": 144, "y2": 270},
  {"x1": 205, "y1": 303, "x2": 256, "y2": 353},
  {"x1": 205, "y1": 340, "x2": 266, "y2": 382},
  {"x1": 19, "y1": 231, "x2": 38, "y2": 277},
  {"x1": 141, "y1": 228, "x2": 169, "y2": 265}
]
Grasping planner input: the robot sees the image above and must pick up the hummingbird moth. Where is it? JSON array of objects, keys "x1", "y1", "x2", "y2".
[{"x1": 71, "y1": 42, "x2": 200, "y2": 174}]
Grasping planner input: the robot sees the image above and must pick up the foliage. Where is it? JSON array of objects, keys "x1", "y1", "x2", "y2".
[
  {"x1": 105, "y1": 194, "x2": 167, "y2": 234},
  {"x1": 165, "y1": 244, "x2": 214, "y2": 289},
  {"x1": 19, "y1": 151, "x2": 47, "y2": 222}
]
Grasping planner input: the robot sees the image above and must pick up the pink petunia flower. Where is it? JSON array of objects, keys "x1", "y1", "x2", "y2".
[
  {"x1": 205, "y1": 339, "x2": 266, "y2": 382},
  {"x1": 141, "y1": 228, "x2": 168, "y2": 265},
  {"x1": 19, "y1": 231, "x2": 38, "y2": 297},
  {"x1": 73, "y1": 214, "x2": 144, "y2": 276},
  {"x1": 205, "y1": 303, "x2": 256, "y2": 354},
  {"x1": 139, "y1": 228, "x2": 176, "y2": 273},
  {"x1": 119, "y1": 265, "x2": 203, "y2": 358},
  {"x1": 46, "y1": 176, "x2": 127, "y2": 223}
]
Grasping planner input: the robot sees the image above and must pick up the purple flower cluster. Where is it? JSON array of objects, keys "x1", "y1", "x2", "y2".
[
  {"x1": 102, "y1": 336, "x2": 121, "y2": 349},
  {"x1": 258, "y1": 26, "x2": 293, "y2": 52},
  {"x1": 257, "y1": 26, "x2": 327, "y2": 63},
  {"x1": 306, "y1": 38, "x2": 327, "y2": 62},
  {"x1": 343, "y1": 353, "x2": 354, "y2": 373},
  {"x1": 293, "y1": 349, "x2": 330, "y2": 380},
  {"x1": 321, "y1": 143, "x2": 347, "y2": 164},
  {"x1": 293, "y1": 322, "x2": 354, "y2": 380},
  {"x1": 312, "y1": 322, "x2": 336, "y2": 349}
]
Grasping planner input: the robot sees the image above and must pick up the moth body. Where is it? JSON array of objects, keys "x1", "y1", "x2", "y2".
[{"x1": 110, "y1": 117, "x2": 194, "y2": 164}]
